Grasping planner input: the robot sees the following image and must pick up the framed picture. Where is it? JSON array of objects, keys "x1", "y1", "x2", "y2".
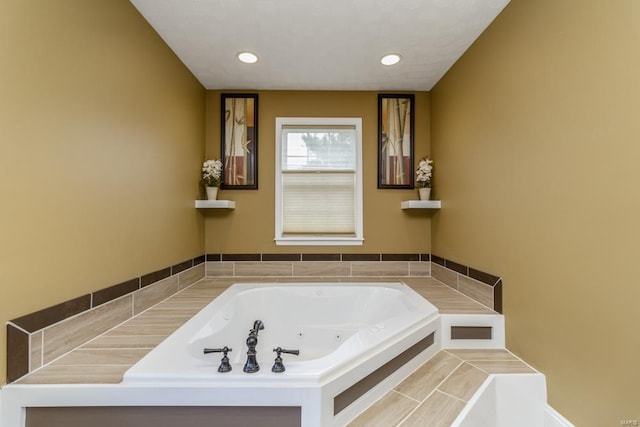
[
  {"x1": 221, "y1": 93, "x2": 258, "y2": 189},
  {"x1": 377, "y1": 94, "x2": 415, "y2": 188}
]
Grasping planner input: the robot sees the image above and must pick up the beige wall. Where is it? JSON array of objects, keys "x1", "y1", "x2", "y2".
[
  {"x1": 205, "y1": 91, "x2": 432, "y2": 254},
  {"x1": 0, "y1": 0, "x2": 205, "y2": 383},
  {"x1": 430, "y1": 0, "x2": 640, "y2": 424}
]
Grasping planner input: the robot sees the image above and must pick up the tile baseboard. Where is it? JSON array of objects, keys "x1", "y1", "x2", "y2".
[
  {"x1": 430, "y1": 255, "x2": 503, "y2": 313},
  {"x1": 205, "y1": 260, "x2": 432, "y2": 278}
]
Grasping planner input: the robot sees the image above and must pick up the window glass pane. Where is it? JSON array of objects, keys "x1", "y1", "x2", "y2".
[{"x1": 282, "y1": 126, "x2": 356, "y2": 170}]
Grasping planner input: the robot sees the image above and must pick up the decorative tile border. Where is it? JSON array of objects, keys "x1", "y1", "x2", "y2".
[
  {"x1": 6, "y1": 326, "x2": 28, "y2": 385},
  {"x1": 5, "y1": 256, "x2": 205, "y2": 383},
  {"x1": 303, "y1": 253, "x2": 341, "y2": 261},
  {"x1": 92, "y1": 278, "x2": 139, "y2": 308},
  {"x1": 430, "y1": 255, "x2": 502, "y2": 313}
]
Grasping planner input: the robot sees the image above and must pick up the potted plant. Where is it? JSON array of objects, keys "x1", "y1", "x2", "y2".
[
  {"x1": 202, "y1": 159, "x2": 223, "y2": 200},
  {"x1": 416, "y1": 156, "x2": 433, "y2": 200}
]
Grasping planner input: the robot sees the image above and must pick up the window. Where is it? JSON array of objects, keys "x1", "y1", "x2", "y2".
[{"x1": 275, "y1": 117, "x2": 363, "y2": 245}]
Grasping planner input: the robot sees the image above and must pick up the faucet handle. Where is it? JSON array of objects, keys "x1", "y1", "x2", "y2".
[
  {"x1": 203, "y1": 346, "x2": 232, "y2": 373},
  {"x1": 274, "y1": 347, "x2": 300, "y2": 356},
  {"x1": 272, "y1": 347, "x2": 300, "y2": 373}
]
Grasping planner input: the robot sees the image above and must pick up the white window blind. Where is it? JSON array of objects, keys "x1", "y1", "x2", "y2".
[
  {"x1": 282, "y1": 172, "x2": 355, "y2": 234},
  {"x1": 275, "y1": 118, "x2": 363, "y2": 245}
]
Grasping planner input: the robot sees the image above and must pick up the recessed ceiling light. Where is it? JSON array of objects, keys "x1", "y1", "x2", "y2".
[
  {"x1": 381, "y1": 54, "x2": 401, "y2": 66},
  {"x1": 237, "y1": 52, "x2": 258, "y2": 64}
]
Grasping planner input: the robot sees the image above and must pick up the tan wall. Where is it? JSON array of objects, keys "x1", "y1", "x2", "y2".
[
  {"x1": 430, "y1": 0, "x2": 640, "y2": 424},
  {"x1": 0, "y1": 0, "x2": 205, "y2": 383},
  {"x1": 204, "y1": 91, "x2": 431, "y2": 254}
]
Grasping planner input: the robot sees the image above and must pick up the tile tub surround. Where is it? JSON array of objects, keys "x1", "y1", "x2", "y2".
[
  {"x1": 5, "y1": 252, "x2": 501, "y2": 383},
  {"x1": 430, "y1": 255, "x2": 503, "y2": 313},
  {"x1": 206, "y1": 253, "x2": 431, "y2": 262},
  {"x1": 205, "y1": 253, "x2": 432, "y2": 278},
  {"x1": 5, "y1": 256, "x2": 205, "y2": 383}
]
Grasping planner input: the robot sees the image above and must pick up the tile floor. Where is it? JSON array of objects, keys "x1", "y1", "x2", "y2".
[{"x1": 347, "y1": 349, "x2": 535, "y2": 426}]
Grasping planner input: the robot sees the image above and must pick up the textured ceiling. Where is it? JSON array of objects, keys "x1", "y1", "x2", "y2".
[{"x1": 129, "y1": 0, "x2": 510, "y2": 91}]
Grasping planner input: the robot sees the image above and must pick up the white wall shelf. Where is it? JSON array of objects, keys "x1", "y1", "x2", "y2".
[
  {"x1": 195, "y1": 200, "x2": 236, "y2": 209},
  {"x1": 401, "y1": 200, "x2": 441, "y2": 209}
]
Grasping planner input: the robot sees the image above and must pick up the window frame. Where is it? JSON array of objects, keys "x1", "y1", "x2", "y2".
[{"x1": 275, "y1": 117, "x2": 364, "y2": 246}]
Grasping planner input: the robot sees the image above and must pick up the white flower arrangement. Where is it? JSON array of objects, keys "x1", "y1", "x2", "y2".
[
  {"x1": 416, "y1": 157, "x2": 433, "y2": 188},
  {"x1": 202, "y1": 159, "x2": 223, "y2": 187}
]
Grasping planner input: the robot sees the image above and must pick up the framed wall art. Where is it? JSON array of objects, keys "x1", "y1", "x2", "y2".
[
  {"x1": 377, "y1": 94, "x2": 415, "y2": 189},
  {"x1": 221, "y1": 93, "x2": 258, "y2": 189}
]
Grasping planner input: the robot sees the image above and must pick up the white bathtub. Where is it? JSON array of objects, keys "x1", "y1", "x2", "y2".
[
  {"x1": 125, "y1": 282, "x2": 438, "y2": 383},
  {"x1": 123, "y1": 282, "x2": 440, "y2": 425}
]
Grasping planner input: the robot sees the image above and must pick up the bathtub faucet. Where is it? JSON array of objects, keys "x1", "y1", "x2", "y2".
[
  {"x1": 251, "y1": 320, "x2": 264, "y2": 337},
  {"x1": 243, "y1": 320, "x2": 265, "y2": 373}
]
